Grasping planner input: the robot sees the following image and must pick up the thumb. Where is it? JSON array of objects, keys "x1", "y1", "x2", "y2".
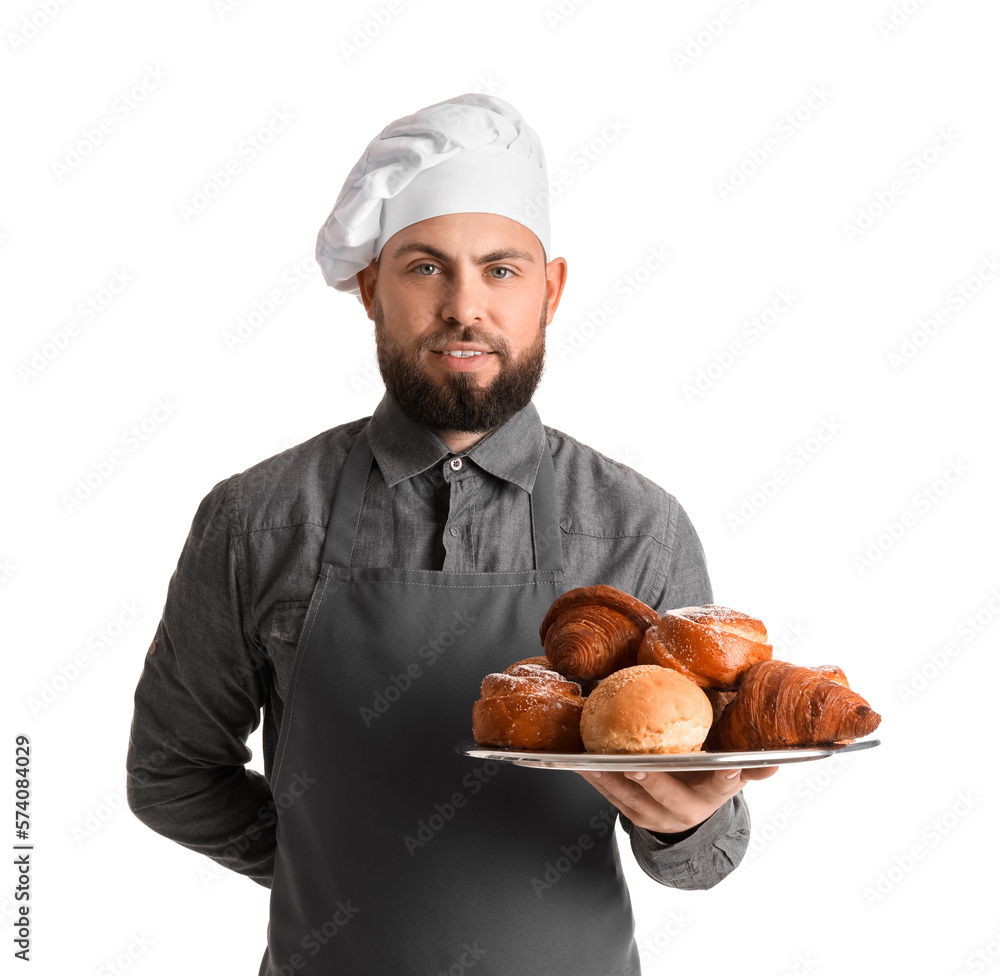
[{"x1": 739, "y1": 765, "x2": 779, "y2": 783}]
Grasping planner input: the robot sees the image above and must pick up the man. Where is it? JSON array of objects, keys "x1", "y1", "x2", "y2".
[{"x1": 127, "y1": 94, "x2": 773, "y2": 976}]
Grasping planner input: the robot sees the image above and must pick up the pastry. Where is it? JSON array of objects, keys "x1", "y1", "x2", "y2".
[
  {"x1": 472, "y1": 664, "x2": 585, "y2": 751},
  {"x1": 540, "y1": 585, "x2": 659, "y2": 681},
  {"x1": 812, "y1": 664, "x2": 849, "y2": 687},
  {"x1": 638, "y1": 604, "x2": 772, "y2": 691},
  {"x1": 580, "y1": 665, "x2": 712, "y2": 754},
  {"x1": 706, "y1": 660, "x2": 881, "y2": 750},
  {"x1": 503, "y1": 656, "x2": 551, "y2": 672}
]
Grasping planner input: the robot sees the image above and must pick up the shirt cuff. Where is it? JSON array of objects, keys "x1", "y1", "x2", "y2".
[{"x1": 626, "y1": 792, "x2": 750, "y2": 889}]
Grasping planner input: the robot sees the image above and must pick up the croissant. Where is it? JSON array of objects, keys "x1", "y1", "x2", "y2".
[
  {"x1": 539, "y1": 585, "x2": 659, "y2": 681},
  {"x1": 707, "y1": 660, "x2": 881, "y2": 751}
]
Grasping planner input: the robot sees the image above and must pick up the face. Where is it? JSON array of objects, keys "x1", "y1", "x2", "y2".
[{"x1": 357, "y1": 213, "x2": 567, "y2": 436}]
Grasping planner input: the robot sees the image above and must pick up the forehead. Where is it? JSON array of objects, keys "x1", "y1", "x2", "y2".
[{"x1": 380, "y1": 212, "x2": 544, "y2": 263}]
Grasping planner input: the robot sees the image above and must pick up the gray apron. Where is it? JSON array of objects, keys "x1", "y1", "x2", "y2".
[{"x1": 259, "y1": 428, "x2": 641, "y2": 975}]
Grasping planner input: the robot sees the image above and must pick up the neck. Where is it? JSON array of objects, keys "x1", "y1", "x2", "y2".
[{"x1": 436, "y1": 428, "x2": 490, "y2": 453}]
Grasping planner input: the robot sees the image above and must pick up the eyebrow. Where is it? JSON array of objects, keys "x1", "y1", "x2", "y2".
[{"x1": 390, "y1": 242, "x2": 536, "y2": 265}]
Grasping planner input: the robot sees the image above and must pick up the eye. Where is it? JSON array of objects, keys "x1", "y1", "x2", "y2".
[
  {"x1": 413, "y1": 263, "x2": 439, "y2": 276},
  {"x1": 490, "y1": 266, "x2": 515, "y2": 279}
]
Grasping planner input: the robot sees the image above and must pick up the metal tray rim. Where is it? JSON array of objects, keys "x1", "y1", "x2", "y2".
[{"x1": 458, "y1": 737, "x2": 880, "y2": 771}]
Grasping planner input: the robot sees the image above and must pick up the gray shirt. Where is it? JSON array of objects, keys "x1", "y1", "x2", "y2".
[{"x1": 126, "y1": 395, "x2": 750, "y2": 889}]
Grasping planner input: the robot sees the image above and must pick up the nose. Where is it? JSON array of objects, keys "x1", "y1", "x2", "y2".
[{"x1": 439, "y1": 266, "x2": 486, "y2": 327}]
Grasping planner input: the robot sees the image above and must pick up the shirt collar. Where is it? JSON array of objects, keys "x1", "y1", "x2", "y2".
[
  {"x1": 366, "y1": 394, "x2": 546, "y2": 493},
  {"x1": 467, "y1": 400, "x2": 546, "y2": 493}
]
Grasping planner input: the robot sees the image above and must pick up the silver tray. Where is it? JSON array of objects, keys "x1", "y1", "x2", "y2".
[{"x1": 459, "y1": 737, "x2": 880, "y2": 772}]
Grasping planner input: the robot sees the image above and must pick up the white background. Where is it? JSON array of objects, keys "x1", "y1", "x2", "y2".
[{"x1": 3, "y1": 0, "x2": 999, "y2": 974}]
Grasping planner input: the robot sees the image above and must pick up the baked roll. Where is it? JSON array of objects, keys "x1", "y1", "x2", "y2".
[
  {"x1": 472, "y1": 664, "x2": 585, "y2": 752},
  {"x1": 638, "y1": 604, "x2": 772, "y2": 691},
  {"x1": 503, "y1": 656, "x2": 551, "y2": 673},
  {"x1": 580, "y1": 665, "x2": 712, "y2": 754}
]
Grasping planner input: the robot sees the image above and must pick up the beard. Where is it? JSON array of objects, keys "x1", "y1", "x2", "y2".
[{"x1": 373, "y1": 298, "x2": 547, "y2": 435}]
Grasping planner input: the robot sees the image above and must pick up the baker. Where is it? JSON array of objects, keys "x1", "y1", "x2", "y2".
[{"x1": 126, "y1": 93, "x2": 774, "y2": 976}]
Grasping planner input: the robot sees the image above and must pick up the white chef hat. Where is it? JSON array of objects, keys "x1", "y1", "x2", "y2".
[{"x1": 315, "y1": 93, "x2": 551, "y2": 300}]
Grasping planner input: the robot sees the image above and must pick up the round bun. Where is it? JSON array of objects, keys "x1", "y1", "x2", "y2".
[
  {"x1": 580, "y1": 665, "x2": 712, "y2": 754},
  {"x1": 638, "y1": 604, "x2": 772, "y2": 691},
  {"x1": 473, "y1": 666, "x2": 584, "y2": 752}
]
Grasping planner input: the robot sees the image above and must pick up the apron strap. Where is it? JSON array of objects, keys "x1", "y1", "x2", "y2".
[
  {"x1": 530, "y1": 438, "x2": 563, "y2": 573},
  {"x1": 321, "y1": 427, "x2": 375, "y2": 569},
  {"x1": 321, "y1": 426, "x2": 564, "y2": 572}
]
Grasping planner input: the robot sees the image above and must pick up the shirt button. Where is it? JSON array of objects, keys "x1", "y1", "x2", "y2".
[
  {"x1": 449, "y1": 527, "x2": 459, "y2": 537},
  {"x1": 449, "y1": 457, "x2": 463, "y2": 471}
]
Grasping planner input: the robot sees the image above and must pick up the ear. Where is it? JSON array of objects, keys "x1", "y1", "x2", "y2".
[
  {"x1": 542, "y1": 257, "x2": 568, "y2": 326},
  {"x1": 356, "y1": 261, "x2": 379, "y2": 319}
]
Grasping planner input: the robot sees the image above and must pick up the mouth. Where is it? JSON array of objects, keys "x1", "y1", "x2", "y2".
[{"x1": 430, "y1": 343, "x2": 495, "y2": 372}]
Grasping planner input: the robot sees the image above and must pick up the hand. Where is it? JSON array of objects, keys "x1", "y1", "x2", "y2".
[{"x1": 577, "y1": 766, "x2": 779, "y2": 836}]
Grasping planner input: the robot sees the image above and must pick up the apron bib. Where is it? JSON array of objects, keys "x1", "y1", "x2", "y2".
[{"x1": 260, "y1": 429, "x2": 640, "y2": 975}]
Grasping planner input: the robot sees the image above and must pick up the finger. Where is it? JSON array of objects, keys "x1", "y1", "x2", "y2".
[
  {"x1": 577, "y1": 771, "x2": 655, "y2": 822},
  {"x1": 579, "y1": 768, "x2": 762, "y2": 834},
  {"x1": 739, "y1": 765, "x2": 780, "y2": 782},
  {"x1": 626, "y1": 769, "x2": 756, "y2": 833},
  {"x1": 580, "y1": 772, "x2": 676, "y2": 826},
  {"x1": 620, "y1": 771, "x2": 741, "y2": 833},
  {"x1": 577, "y1": 771, "x2": 632, "y2": 807},
  {"x1": 626, "y1": 769, "x2": 743, "y2": 807}
]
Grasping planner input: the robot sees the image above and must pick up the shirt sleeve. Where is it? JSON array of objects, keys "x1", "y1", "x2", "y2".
[
  {"x1": 621, "y1": 494, "x2": 752, "y2": 887},
  {"x1": 125, "y1": 476, "x2": 276, "y2": 888},
  {"x1": 654, "y1": 498, "x2": 714, "y2": 611},
  {"x1": 619, "y1": 792, "x2": 750, "y2": 889}
]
